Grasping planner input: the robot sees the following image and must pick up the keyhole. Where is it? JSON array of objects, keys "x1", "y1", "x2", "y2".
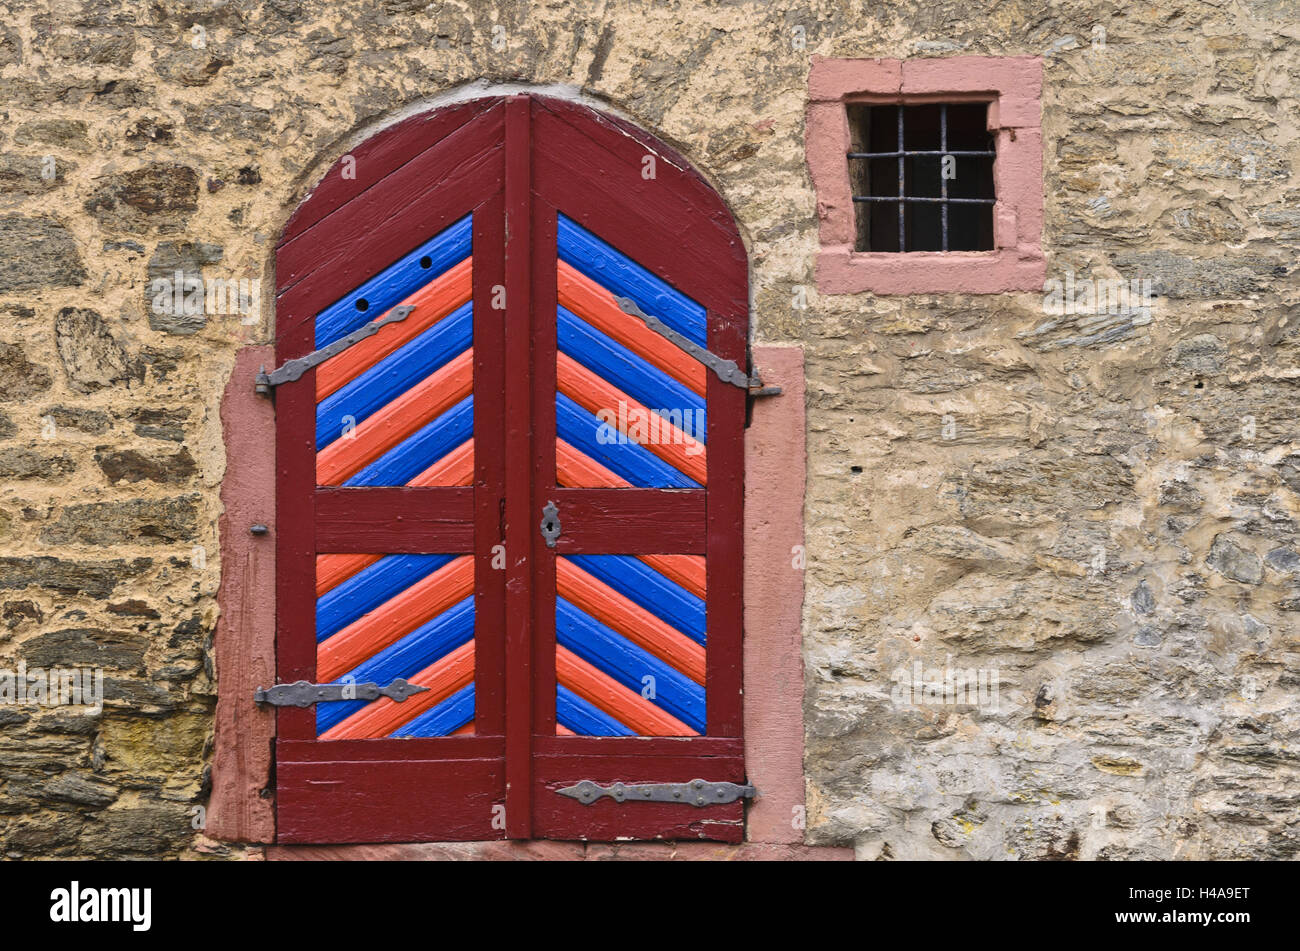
[{"x1": 540, "y1": 501, "x2": 561, "y2": 548}]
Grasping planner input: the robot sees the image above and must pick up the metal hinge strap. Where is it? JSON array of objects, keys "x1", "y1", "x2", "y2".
[
  {"x1": 256, "y1": 305, "x2": 417, "y2": 394},
  {"x1": 253, "y1": 677, "x2": 428, "y2": 707},
  {"x1": 615, "y1": 297, "x2": 782, "y2": 397},
  {"x1": 557, "y1": 779, "x2": 757, "y2": 807}
]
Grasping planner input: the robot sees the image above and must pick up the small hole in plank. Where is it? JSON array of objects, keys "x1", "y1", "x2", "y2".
[
  {"x1": 850, "y1": 465, "x2": 863, "y2": 474},
  {"x1": 355, "y1": 298, "x2": 369, "y2": 312},
  {"x1": 420, "y1": 256, "x2": 432, "y2": 269}
]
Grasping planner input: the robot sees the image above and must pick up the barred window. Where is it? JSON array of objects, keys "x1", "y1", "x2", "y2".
[{"x1": 847, "y1": 102, "x2": 996, "y2": 252}]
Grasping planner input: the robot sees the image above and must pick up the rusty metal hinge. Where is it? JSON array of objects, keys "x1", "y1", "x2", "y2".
[
  {"x1": 255, "y1": 305, "x2": 416, "y2": 395},
  {"x1": 557, "y1": 779, "x2": 757, "y2": 807},
  {"x1": 615, "y1": 297, "x2": 782, "y2": 397},
  {"x1": 253, "y1": 677, "x2": 428, "y2": 707}
]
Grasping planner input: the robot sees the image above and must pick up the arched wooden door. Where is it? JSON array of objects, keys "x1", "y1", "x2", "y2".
[{"x1": 271, "y1": 95, "x2": 749, "y2": 843}]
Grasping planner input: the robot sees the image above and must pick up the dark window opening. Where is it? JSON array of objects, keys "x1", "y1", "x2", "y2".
[{"x1": 847, "y1": 102, "x2": 996, "y2": 252}]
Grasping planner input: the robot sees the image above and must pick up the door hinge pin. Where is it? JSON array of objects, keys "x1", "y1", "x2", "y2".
[
  {"x1": 255, "y1": 305, "x2": 417, "y2": 395},
  {"x1": 254, "y1": 678, "x2": 428, "y2": 707},
  {"x1": 557, "y1": 779, "x2": 757, "y2": 807}
]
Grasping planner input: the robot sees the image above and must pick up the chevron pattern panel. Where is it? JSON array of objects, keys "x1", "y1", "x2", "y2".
[
  {"x1": 554, "y1": 215, "x2": 708, "y2": 489},
  {"x1": 314, "y1": 553, "x2": 476, "y2": 739},
  {"x1": 554, "y1": 553, "x2": 706, "y2": 737},
  {"x1": 314, "y1": 215, "x2": 474, "y2": 488},
  {"x1": 307, "y1": 215, "x2": 478, "y2": 739}
]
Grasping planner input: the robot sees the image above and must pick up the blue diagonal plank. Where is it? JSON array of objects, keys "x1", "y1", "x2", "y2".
[
  {"x1": 316, "y1": 554, "x2": 453, "y2": 642},
  {"x1": 558, "y1": 307, "x2": 705, "y2": 436},
  {"x1": 556, "y1": 685, "x2": 635, "y2": 737},
  {"x1": 316, "y1": 596, "x2": 475, "y2": 733},
  {"x1": 557, "y1": 215, "x2": 706, "y2": 347},
  {"x1": 316, "y1": 303, "x2": 471, "y2": 450},
  {"x1": 556, "y1": 598, "x2": 705, "y2": 732},
  {"x1": 391, "y1": 683, "x2": 475, "y2": 738},
  {"x1": 556, "y1": 394, "x2": 699, "y2": 489},
  {"x1": 344, "y1": 396, "x2": 474, "y2": 487},
  {"x1": 566, "y1": 554, "x2": 705, "y2": 645},
  {"x1": 314, "y1": 216, "x2": 472, "y2": 348}
]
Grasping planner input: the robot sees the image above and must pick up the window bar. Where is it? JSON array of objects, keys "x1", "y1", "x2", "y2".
[
  {"x1": 940, "y1": 103, "x2": 949, "y2": 252},
  {"x1": 848, "y1": 149, "x2": 994, "y2": 158},
  {"x1": 896, "y1": 106, "x2": 905, "y2": 252},
  {"x1": 852, "y1": 196, "x2": 994, "y2": 203},
  {"x1": 845, "y1": 108, "x2": 999, "y2": 250}
]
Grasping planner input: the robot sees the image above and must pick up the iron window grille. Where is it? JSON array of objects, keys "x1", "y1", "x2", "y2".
[{"x1": 847, "y1": 102, "x2": 996, "y2": 253}]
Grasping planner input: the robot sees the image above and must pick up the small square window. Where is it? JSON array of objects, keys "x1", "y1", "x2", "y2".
[
  {"x1": 808, "y1": 56, "x2": 1043, "y2": 293},
  {"x1": 846, "y1": 102, "x2": 996, "y2": 252}
]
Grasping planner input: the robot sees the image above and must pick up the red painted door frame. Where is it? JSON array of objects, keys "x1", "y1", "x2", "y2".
[{"x1": 272, "y1": 94, "x2": 750, "y2": 843}]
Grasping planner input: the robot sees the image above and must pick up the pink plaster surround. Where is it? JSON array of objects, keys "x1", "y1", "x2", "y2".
[
  {"x1": 807, "y1": 55, "x2": 1045, "y2": 295},
  {"x1": 212, "y1": 343, "x2": 849, "y2": 860},
  {"x1": 208, "y1": 346, "x2": 277, "y2": 843}
]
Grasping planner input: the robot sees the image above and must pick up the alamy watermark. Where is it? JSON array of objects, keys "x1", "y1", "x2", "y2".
[
  {"x1": 50, "y1": 882, "x2": 150, "y2": 931},
  {"x1": 0, "y1": 662, "x2": 104, "y2": 714},
  {"x1": 595, "y1": 401, "x2": 705, "y2": 456},
  {"x1": 889, "y1": 657, "x2": 1000, "y2": 709},
  {"x1": 1042, "y1": 267, "x2": 1154, "y2": 321},
  {"x1": 150, "y1": 272, "x2": 261, "y2": 324}
]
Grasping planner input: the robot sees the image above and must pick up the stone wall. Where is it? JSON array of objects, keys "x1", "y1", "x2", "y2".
[{"x1": 0, "y1": 0, "x2": 1294, "y2": 859}]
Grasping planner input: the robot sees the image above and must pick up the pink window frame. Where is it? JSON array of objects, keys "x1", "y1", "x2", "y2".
[{"x1": 806, "y1": 56, "x2": 1045, "y2": 295}]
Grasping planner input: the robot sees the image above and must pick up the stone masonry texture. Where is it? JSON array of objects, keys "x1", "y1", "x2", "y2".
[{"x1": 0, "y1": 0, "x2": 1295, "y2": 860}]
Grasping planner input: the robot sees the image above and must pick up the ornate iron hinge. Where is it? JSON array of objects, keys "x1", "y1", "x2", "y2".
[
  {"x1": 253, "y1": 678, "x2": 428, "y2": 707},
  {"x1": 615, "y1": 297, "x2": 782, "y2": 397},
  {"x1": 255, "y1": 305, "x2": 417, "y2": 395},
  {"x1": 557, "y1": 779, "x2": 757, "y2": 807}
]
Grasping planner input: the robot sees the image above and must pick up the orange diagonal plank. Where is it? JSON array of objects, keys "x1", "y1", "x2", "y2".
[
  {"x1": 557, "y1": 646, "x2": 696, "y2": 736},
  {"x1": 315, "y1": 349, "x2": 473, "y2": 485},
  {"x1": 315, "y1": 553, "x2": 382, "y2": 597},
  {"x1": 558, "y1": 261, "x2": 706, "y2": 396},
  {"x1": 320, "y1": 640, "x2": 475, "y2": 740},
  {"x1": 558, "y1": 558, "x2": 705, "y2": 684},
  {"x1": 556, "y1": 438, "x2": 630, "y2": 488},
  {"x1": 557, "y1": 352, "x2": 707, "y2": 485},
  {"x1": 637, "y1": 554, "x2": 706, "y2": 600},
  {"x1": 408, "y1": 438, "x2": 474, "y2": 486},
  {"x1": 315, "y1": 256, "x2": 472, "y2": 400},
  {"x1": 317, "y1": 556, "x2": 474, "y2": 682}
]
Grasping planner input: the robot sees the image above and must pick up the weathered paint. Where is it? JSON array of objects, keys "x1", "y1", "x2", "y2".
[
  {"x1": 557, "y1": 214, "x2": 707, "y2": 346},
  {"x1": 315, "y1": 258, "x2": 472, "y2": 399},
  {"x1": 273, "y1": 100, "x2": 507, "y2": 845},
  {"x1": 556, "y1": 353, "x2": 708, "y2": 484},
  {"x1": 316, "y1": 555, "x2": 474, "y2": 681},
  {"x1": 316, "y1": 350, "x2": 474, "y2": 484},
  {"x1": 208, "y1": 347, "x2": 277, "y2": 844},
  {"x1": 556, "y1": 597, "x2": 706, "y2": 731},
  {"x1": 557, "y1": 557, "x2": 706, "y2": 683}
]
